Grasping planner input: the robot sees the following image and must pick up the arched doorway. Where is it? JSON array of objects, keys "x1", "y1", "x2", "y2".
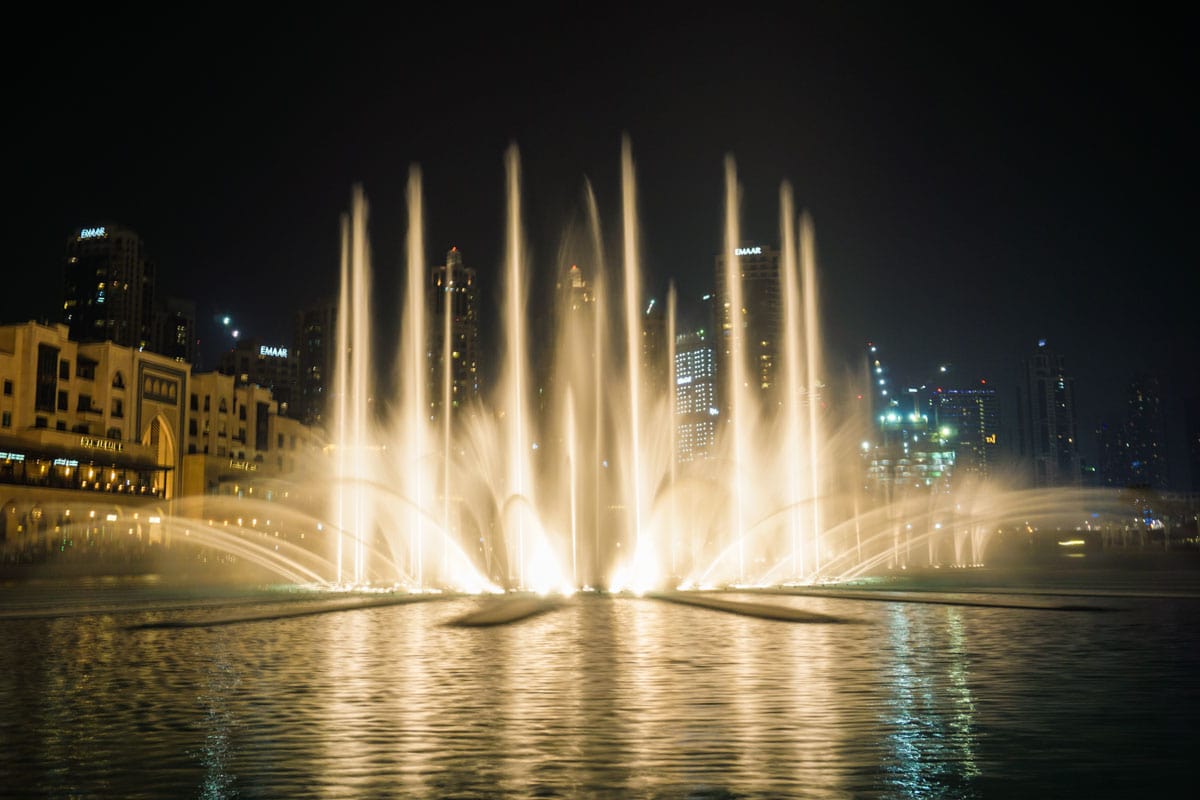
[{"x1": 142, "y1": 414, "x2": 178, "y2": 500}]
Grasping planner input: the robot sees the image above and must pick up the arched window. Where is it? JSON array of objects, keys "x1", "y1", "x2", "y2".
[{"x1": 112, "y1": 371, "x2": 125, "y2": 389}]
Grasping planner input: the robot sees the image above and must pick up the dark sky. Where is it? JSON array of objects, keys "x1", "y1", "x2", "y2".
[{"x1": 9, "y1": 9, "x2": 1197, "y2": 485}]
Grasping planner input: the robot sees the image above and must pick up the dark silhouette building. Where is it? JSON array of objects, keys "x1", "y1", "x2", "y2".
[
  {"x1": 151, "y1": 296, "x2": 197, "y2": 365},
  {"x1": 1186, "y1": 395, "x2": 1200, "y2": 492},
  {"x1": 63, "y1": 224, "x2": 155, "y2": 350},
  {"x1": 428, "y1": 247, "x2": 480, "y2": 418},
  {"x1": 294, "y1": 299, "x2": 338, "y2": 428},
  {"x1": 1019, "y1": 339, "x2": 1081, "y2": 488},
  {"x1": 1098, "y1": 374, "x2": 1169, "y2": 489}
]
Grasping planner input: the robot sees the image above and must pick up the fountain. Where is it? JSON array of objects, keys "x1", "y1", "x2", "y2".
[
  {"x1": 1, "y1": 137, "x2": 1166, "y2": 594},
  {"x1": 319, "y1": 135, "x2": 1126, "y2": 596}
]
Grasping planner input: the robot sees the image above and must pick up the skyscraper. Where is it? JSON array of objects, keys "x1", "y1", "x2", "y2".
[
  {"x1": 1019, "y1": 340, "x2": 1080, "y2": 488},
  {"x1": 931, "y1": 382, "x2": 1000, "y2": 481},
  {"x1": 151, "y1": 296, "x2": 197, "y2": 365},
  {"x1": 295, "y1": 299, "x2": 337, "y2": 428},
  {"x1": 1098, "y1": 373, "x2": 1168, "y2": 489},
  {"x1": 1186, "y1": 395, "x2": 1200, "y2": 492},
  {"x1": 218, "y1": 339, "x2": 300, "y2": 419},
  {"x1": 63, "y1": 224, "x2": 156, "y2": 350},
  {"x1": 641, "y1": 296, "x2": 667, "y2": 394},
  {"x1": 713, "y1": 244, "x2": 782, "y2": 420},
  {"x1": 429, "y1": 247, "x2": 480, "y2": 417},
  {"x1": 674, "y1": 328, "x2": 718, "y2": 464}
]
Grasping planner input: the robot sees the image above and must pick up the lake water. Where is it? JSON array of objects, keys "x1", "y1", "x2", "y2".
[{"x1": 1, "y1": 565, "x2": 1197, "y2": 799}]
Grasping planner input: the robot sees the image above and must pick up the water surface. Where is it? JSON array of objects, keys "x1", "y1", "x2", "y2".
[{"x1": 1, "y1": 569, "x2": 1196, "y2": 799}]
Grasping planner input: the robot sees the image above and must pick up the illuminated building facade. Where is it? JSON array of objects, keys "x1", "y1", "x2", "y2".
[
  {"x1": 0, "y1": 321, "x2": 321, "y2": 552},
  {"x1": 675, "y1": 329, "x2": 717, "y2": 463},
  {"x1": 1019, "y1": 340, "x2": 1081, "y2": 488},
  {"x1": 931, "y1": 383, "x2": 1000, "y2": 481},
  {"x1": 0, "y1": 321, "x2": 186, "y2": 545},
  {"x1": 865, "y1": 388, "x2": 956, "y2": 496},
  {"x1": 182, "y1": 371, "x2": 319, "y2": 497},
  {"x1": 63, "y1": 224, "x2": 156, "y2": 350},
  {"x1": 218, "y1": 339, "x2": 300, "y2": 419},
  {"x1": 714, "y1": 245, "x2": 782, "y2": 418},
  {"x1": 429, "y1": 247, "x2": 480, "y2": 417}
]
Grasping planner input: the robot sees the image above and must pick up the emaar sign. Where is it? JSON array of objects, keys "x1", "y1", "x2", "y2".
[
  {"x1": 79, "y1": 227, "x2": 107, "y2": 239},
  {"x1": 260, "y1": 346, "x2": 288, "y2": 358},
  {"x1": 734, "y1": 246, "x2": 762, "y2": 256}
]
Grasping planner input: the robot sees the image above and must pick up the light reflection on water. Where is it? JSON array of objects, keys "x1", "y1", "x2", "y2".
[{"x1": 0, "y1": 576, "x2": 1197, "y2": 799}]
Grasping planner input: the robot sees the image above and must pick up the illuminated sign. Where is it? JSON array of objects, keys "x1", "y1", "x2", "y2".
[
  {"x1": 228, "y1": 460, "x2": 258, "y2": 472},
  {"x1": 734, "y1": 246, "x2": 762, "y2": 256},
  {"x1": 985, "y1": 434, "x2": 997, "y2": 444},
  {"x1": 80, "y1": 436, "x2": 124, "y2": 452},
  {"x1": 53, "y1": 458, "x2": 79, "y2": 467},
  {"x1": 0, "y1": 451, "x2": 26, "y2": 462},
  {"x1": 79, "y1": 227, "x2": 107, "y2": 239},
  {"x1": 260, "y1": 346, "x2": 288, "y2": 358}
]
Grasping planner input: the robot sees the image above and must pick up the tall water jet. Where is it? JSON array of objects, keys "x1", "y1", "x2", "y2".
[
  {"x1": 499, "y1": 144, "x2": 562, "y2": 592},
  {"x1": 332, "y1": 185, "x2": 374, "y2": 586},
  {"x1": 503, "y1": 144, "x2": 529, "y2": 588},
  {"x1": 666, "y1": 282, "x2": 678, "y2": 578},
  {"x1": 312, "y1": 137, "x2": 1037, "y2": 596},
  {"x1": 402, "y1": 166, "x2": 429, "y2": 588},
  {"x1": 585, "y1": 188, "x2": 606, "y2": 589},
  {"x1": 619, "y1": 135, "x2": 650, "y2": 589},
  {"x1": 800, "y1": 210, "x2": 823, "y2": 575},
  {"x1": 565, "y1": 387, "x2": 578, "y2": 586},
  {"x1": 440, "y1": 237, "x2": 454, "y2": 581},
  {"x1": 779, "y1": 182, "x2": 806, "y2": 580},
  {"x1": 722, "y1": 155, "x2": 748, "y2": 582},
  {"x1": 334, "y1": 210, "x2": 350, "y2": 584}
]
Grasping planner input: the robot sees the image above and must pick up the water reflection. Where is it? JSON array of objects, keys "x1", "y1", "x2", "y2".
[
  {"x1": 197, "y1": 638, "x2": 238, "y2": 800},
  {"x1": 883, "y1": 604, "x2": 982, "y2": 798},
  {"x1": 0, "y1": 580, "x2": 1196, "y2": 798}
]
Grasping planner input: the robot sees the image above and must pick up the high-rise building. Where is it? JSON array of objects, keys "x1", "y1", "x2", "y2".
[
  {"x1": 714, "y1": 244, "x2": 782, "y2": 419},
  {"x1": 1186, "y1": 395, "x2": 1200, "y2": 492},
  {"x1": 295, "y1": 300, "x2": 337, "y2": 429},
  {"x1": 218, "y1": 339, "x2": 300, "y2": 419},
  {"x1": 931, "y1": 380, "x2": 1001, "y2": 481},
  {"x1": 641, "y1": 296, "x2": 668, "y2": 394},
  {"x1": 1019, "y1": 339, "x2": 1081, "y2": 488},
  {"x1": 428, "y1": 247, "x2": 480, "y2": 417},
  {"x1": 63, "y1": 224, "x2": 156, "y2": 350},
  {"x1": 1097, "y1": 374, "x2": 1168, "y2": 489},
  {"x1": 151, "y1": 296, "x2": 197, "y2": 365},
  {"x1": 674, "y1": 328, "x2": 718, "y2": 464}
]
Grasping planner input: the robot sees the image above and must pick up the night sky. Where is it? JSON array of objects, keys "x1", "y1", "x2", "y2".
[{"x1": 9, "y1": 10, "x2": 1197, "y2": 485}]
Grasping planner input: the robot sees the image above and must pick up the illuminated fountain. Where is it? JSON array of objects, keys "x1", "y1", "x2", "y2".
[
  {"x1": 319, "y1": 136, "x2": 877, "y2": 593},
  {"x1": 176, "y1": 137, "x2": 1148, "y2": 594},
  {"x1": 0, "y1": 138, "x2": 1160, "y2": 591}
]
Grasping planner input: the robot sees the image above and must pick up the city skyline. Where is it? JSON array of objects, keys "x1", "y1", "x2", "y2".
[{"x1": 9, "y1": 11, "x2": 1196, "y2": 483}]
